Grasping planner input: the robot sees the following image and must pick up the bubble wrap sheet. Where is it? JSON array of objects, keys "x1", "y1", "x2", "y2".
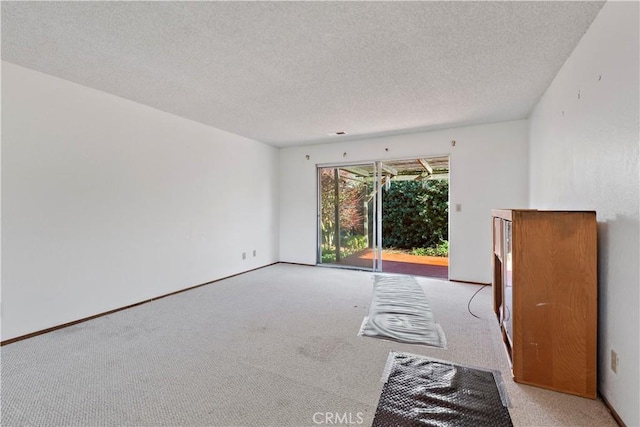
[
  {"x1": 373, "y1": 352, "x2": 513, "y2": 427},
  {"x1": 359, "y1": 275, "x2": 446, "y2": 348}
]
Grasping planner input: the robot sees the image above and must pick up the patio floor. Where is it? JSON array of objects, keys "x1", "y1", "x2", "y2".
[{"x1": 334, "y1": 249, "x2": 449, "y2": 279}]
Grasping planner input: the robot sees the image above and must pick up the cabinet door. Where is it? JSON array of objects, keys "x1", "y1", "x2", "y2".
[
  {"x1": 502, "y1": 221, "x2": 513, "y2": 345},
  {"x1": 494, "y1": 218, "x2": 502, "y2": 256},
  {"x1": 493, "y1": 218, "x2": 504, "y2": 319}
]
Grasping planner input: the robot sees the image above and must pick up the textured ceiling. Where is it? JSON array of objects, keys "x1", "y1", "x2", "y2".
[{"x1": 2, "y1": 1, "x2": 604, "y2": 147}]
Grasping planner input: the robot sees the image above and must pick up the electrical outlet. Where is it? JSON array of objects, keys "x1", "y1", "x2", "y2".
[
  {"x1": 611, "y1": 349, "x2": 618, "y2": 374},
  {"x1": 253, "y1": 250, "x2": 257, "y2": 257},
  {"x1": 242, "y1": 252, "x2": 246, "y2": 260}
]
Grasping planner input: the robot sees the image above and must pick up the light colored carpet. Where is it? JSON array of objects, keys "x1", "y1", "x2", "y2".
[{"x1": 0, "y1": 264, "x2": 616, "y2": 426}]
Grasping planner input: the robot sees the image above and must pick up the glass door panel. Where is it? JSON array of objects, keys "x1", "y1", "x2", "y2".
[{"x1": 318, "y1": 163, "x2": 380, "y2": 270}]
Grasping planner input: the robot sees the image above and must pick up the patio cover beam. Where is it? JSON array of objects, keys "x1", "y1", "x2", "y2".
[{"x1": 418, "y1": 159, "x2": 433, "y2": 175}]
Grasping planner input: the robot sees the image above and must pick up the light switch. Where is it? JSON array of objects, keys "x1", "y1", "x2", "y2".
[{"x1": 455, "y1": 204, "x2": 462, "y2": 212}]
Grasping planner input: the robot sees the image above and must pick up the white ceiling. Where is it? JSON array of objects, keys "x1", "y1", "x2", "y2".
[{"x1": 2, "y1": 1, "x2": 604, "y2": 147}]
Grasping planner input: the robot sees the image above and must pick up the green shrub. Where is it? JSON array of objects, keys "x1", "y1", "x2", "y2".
[
  {"x1": 411, "y1": 247, "x2": 430, "y2": 256},
  {"x1": 321, "y1": 251, "x2": 337, "y2": 263},
  {"x1": 435, "y1": 240, "x2": 449, "y2": 256},
  {"x1": 410, "y1": 240, "x2": 449, "y2": 257},
  {"x1": 344, "y1": 234, "x2": 368, "y2": 250},
  {"x1": 382, "y1": 180, "x2": 448, "y2": 249}
]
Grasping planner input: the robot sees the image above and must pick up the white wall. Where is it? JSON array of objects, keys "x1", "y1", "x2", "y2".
[
  {"x1": 529, "y1": 2, "x2": 639, "y2": 425},
  {"x1": 279, "y1": 120, "x2": 529, "y2": 283},
  {"x1": 1, "y1": 62, "x2": 280, "y2": 341}
]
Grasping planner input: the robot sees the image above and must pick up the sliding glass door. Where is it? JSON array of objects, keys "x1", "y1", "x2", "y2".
[
  {"x1": 317, "y1": 156, "x2": 451, "y2": 278},
  {"x1": 317, "y1": 162, "x2": 382, "y2": 271}
]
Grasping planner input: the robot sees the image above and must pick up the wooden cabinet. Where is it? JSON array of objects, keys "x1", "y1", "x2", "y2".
[{"x1": 492, "y1": 209, "x2": 597, "y2": 399}]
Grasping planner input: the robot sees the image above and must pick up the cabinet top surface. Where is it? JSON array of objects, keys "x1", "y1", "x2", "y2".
[{"x1": 491, "y1": 209, "x2": 596, "y2": 220}]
